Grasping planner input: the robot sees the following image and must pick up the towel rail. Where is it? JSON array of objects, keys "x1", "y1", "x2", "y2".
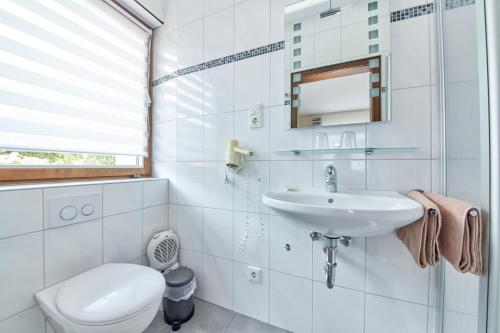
[
  {"x1": 411, "y1": 189, "x2": 480, "y2": 217},
  {"x1": 469, "y1": 209, "x2": 479, "y2": 217}
]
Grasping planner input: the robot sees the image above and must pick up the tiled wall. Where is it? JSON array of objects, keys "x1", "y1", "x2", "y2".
[
  {"x1": 0, "y1": 179, "x2": 169, "y2": 332},
  {"x1": 151, "y1": 0, "x2": 443, "y2": 332}
]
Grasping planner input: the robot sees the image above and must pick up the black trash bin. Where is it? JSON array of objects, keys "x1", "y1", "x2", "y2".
[{"x1": 163, "y1": 267, "x2": 196, "y2": 331}]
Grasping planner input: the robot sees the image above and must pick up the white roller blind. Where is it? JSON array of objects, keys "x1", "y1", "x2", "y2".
[{"x1": 0, "y1": 0, "x2": 151, "y2": 157}]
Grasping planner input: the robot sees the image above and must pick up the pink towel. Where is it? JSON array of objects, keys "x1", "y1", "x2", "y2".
[
  {"x1": 396, "y1": 191, "x2": 441, "y2": 268},
  {"x1": 423, "y1": 192, "x2": 483, "y2": 275}
]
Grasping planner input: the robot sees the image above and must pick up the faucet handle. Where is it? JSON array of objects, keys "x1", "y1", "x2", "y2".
[{"x1": 325, "y1": 165, "x2": 337, "y2": 177}]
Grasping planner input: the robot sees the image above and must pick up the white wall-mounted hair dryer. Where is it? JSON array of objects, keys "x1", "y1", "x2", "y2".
[{"x1": 225, "y1": 139, "x2": 253, "y2": 173}]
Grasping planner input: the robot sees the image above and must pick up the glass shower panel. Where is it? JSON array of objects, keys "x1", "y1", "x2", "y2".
[{"x1": 440, "y1": 1, "x2": 487, "y2": 332}]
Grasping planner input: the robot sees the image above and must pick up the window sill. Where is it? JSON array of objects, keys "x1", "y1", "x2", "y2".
[{"x1": 0, "y1": 177, "x2": 167, "y2": 192}]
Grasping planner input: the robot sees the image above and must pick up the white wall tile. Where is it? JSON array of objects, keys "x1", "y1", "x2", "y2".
[
  {"x1": 233, "y1": 262, "x2": 269, "y2": 322},
  {"x1": 445, "y1": 81, "x2": 480, "y2": 160},
  {"x1": 444, "y1": 262, "x2": 480, "y2": 315},
  {"x1": 367, "y1": 159, "x2": 431, "y2": 193},
  {"x1": 0, "y1": 307, "x2": 45, "y2": 333},
  {"x1": 153, "y1": 32, "x2": 178, "y2": 79},
  {"x1": 176, "y1": 162, "x2": 204, "y2": 206},
  {"x1": 103, "y1": 182, "x2": 142, "y2": 216},
  {"x1": 103, "y1": 211, "x2": 142, "y2": 263},
  {"x1": 0, "y1": 190, "x2": 43, "y2": 239},
  {"x1": 160, "y1": 0, "x2": 179, "y2": 35},
  {"x1": 270, "y1": 161, "x2": 313, "y2": 191},
  {"x1": 313, "y1": 282, "x2": 365, "y2": 333},
  {"x1": 177, "y1": 116, "x2": 204, "y2": 161},
  {"x1": 204, "y1": 64, "x2": 235, "y2": 115},
  {"x1": 204, "y1": 0, "x2": 233, "y2": 17},
  {"x1": 203, "y1": 112, "x2": 234, "y2": 161},
  {"x1": 202, "y1": 162, "x2": 234, "y2": 210},
  {"x1": 313, "y1": 237, "x2": 366, "y2": 291},
  {"x1": 142, "y1": 205, "x2": 169, "y2": 254},
  {"x1": 443, "y1": 6, "x2": 478, "y2": 83},
  {"x1": 152, "y1": 77, "x2": 177, "y2": 124},
  {"x1": 44, "y1": 219, "x2": 102, "y2": 286},
  {"x1": 203, "y1": 255, "x2": 233, "y2": 309},
  {"x1": 234, "y1": 55, "x2": 271, "y2": 110},
  {"x1": 0, "y1": 232, "x2": 44, "y2": 320},
  {"x1": 153, "y1": 162, "x2": 177, "y2": 204},
  {"x1": 179, "y1": 249, "x2": 203, "y2": 298},
  {"x1": 270, "y1": 271, "x2": 312, "y2": 333},
  {"x1": 270, "y1": 215, "x2": 312, "y2": 279},
  {"x1": 176, "y1": 205, "x2": 203, "y2": 252},
  {"x1": 234, "y1": 212, "x2": 269, "y2": 268},
  {"x1": 269, "y1": 50, "x2": 285, "y2": 107},
  {"x1": 203, "y1": 208, "x2": 233, "y2": 259},
  {"x1": 365, "y1": 294, "x2": 428, "y2": 333},
  {"x1": 204, "y1": 7, "x2": 234, "y2": 61},
  {"x1": 391, "y1": 15, "x2": 430, "y2": 89},
  {"x1": 177, "y1": 20, "x2": 204, "y2": 68},
  {"x1": 443, "y1": 310, "x2": 478, "y2": 333},
  {"x1": 235, "y1": 0, "x2": 270, "y2": 52},
  {"x1": 178, "y1": 0, "x2": 203, "y2": 27},
  {"x1": 153, "y1": 120, "x2": 177, "y2": 162},
  {"x1": 233, "y1": 161, "x2": 270, "y2": 214},
  {"x1": 177, "y1": 74, "x2": 204, "y2": 118},
  {"x1": 366, "y1": 233, "x2": 430, "y2": 304},
  {"x1": 368, "y1": 86, "x2": 432, "y2": 159},
  {"x1": 143, "y1": 180, "x2": 169, "y2": 208},
  {"x1": 269, "y1": 106, "x2": 313, "y2": 160}
]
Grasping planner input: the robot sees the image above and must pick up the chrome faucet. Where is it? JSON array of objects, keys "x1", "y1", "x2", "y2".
[{"x1": 325, "y1": 165, "x2": 337, "y2": 193}]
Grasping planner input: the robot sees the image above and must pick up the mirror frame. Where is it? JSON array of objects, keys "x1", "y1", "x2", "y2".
[{"x1": 290, "y1": 55, "x2": 382, "y2": 128}]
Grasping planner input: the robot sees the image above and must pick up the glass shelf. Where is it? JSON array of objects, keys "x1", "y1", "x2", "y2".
[{"x1": 273, "y1": 147, "x2": 419, "y2": 155}]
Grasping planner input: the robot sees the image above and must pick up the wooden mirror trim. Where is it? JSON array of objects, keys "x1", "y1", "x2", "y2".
[{"x1": 290, "y1": 55, "x2": 382, "y2": 128}]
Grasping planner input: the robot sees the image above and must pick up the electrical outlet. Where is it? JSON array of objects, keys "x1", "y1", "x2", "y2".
[
  {"x1": 249, "y1": 103, "x2": 263, "y2": 128},
  {"x1": 247, "y1": 266, "x2": 262, "y2": 283}
]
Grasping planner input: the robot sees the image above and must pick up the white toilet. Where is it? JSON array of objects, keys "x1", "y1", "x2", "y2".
[{"x1": 35, "y1": 263, "x2": 165, "y2": 333}]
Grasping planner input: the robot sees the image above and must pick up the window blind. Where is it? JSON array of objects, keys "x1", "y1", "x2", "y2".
[{"x1": 0, "y1": 0, "x2": 151, "y2": 157}]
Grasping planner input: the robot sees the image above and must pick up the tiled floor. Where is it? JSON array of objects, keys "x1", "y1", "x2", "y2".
[{"x1": 145, "y1": 298, "x2": 289, "y2": 333}]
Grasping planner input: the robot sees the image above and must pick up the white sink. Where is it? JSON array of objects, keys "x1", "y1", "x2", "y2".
[{"x1": 262, "y1": 188, "x2": 423, "y2": 237}]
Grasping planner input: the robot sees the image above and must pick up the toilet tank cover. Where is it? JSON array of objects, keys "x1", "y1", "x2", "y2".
[{"x1": 56, "y1": 263, "x2": 165, "y2": 325}]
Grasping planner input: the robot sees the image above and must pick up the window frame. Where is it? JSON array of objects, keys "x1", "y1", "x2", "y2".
[{"x1": 0, "y1": 22, "x2": 154, "y2": 183}]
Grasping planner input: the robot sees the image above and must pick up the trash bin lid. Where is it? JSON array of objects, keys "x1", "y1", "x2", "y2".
[{"x1": 165, "y1": 267, "x2": 194, "y2": 287}]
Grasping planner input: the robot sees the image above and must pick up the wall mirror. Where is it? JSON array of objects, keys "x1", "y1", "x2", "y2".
[{"x1": 284, "y1": 0, "x2": 391, "y2": 128}]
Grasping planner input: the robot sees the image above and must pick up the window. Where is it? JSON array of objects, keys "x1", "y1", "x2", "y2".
[{"x1": 0, "y1": 0, "x2": 152, "y2": 181}]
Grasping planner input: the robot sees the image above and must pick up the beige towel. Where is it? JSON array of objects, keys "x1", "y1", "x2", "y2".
[
  {"x1": 424, "y1": 192, "x2": 483, "y2": 275},
  {"x1": 396, "y1": 191, "x2": 441, "y2": 268}
]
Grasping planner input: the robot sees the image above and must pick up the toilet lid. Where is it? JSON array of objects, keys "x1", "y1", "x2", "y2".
[{"x1": 56, "y1": 263, "x2": 165, "y2": 325}]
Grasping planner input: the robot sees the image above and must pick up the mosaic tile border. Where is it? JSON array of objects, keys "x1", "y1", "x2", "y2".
[
  {"x1": 390, "y1": 3, "x2": 434, "y2": 22},
  {"x1": 152, "y1": 41, "x2": 284, "y2": 86},
  {"x1": 445, "y1": 0, "x2": 475, "y2": 10}
]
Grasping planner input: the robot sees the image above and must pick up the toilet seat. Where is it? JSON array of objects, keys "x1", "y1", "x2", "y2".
[
  {"x1": 35, "y1": 263, "x2": 165, "y2": 333},
  {"x1": 56, "y1": 263, "x2": 164, "y2": 326}
]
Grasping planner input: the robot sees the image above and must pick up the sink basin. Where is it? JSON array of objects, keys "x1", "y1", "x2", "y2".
[{"x1": 262, "y1": 189, "x2": 424, "y2": 237}]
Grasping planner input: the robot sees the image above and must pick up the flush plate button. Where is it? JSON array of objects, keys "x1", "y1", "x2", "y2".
[
  {"x1": 81, "y1": 204, "x2": 95, "y2": 216},
  {"x1": 59, "y1": 205, "x2": 78, "y2": 221},
  {"x1": 49, "y1": 193, "x2": 102, "y2": 228}
]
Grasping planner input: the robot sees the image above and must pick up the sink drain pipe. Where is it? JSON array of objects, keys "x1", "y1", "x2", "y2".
[{"x1": 310, "y1": 232, "x2": 352, "y2": 289}]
